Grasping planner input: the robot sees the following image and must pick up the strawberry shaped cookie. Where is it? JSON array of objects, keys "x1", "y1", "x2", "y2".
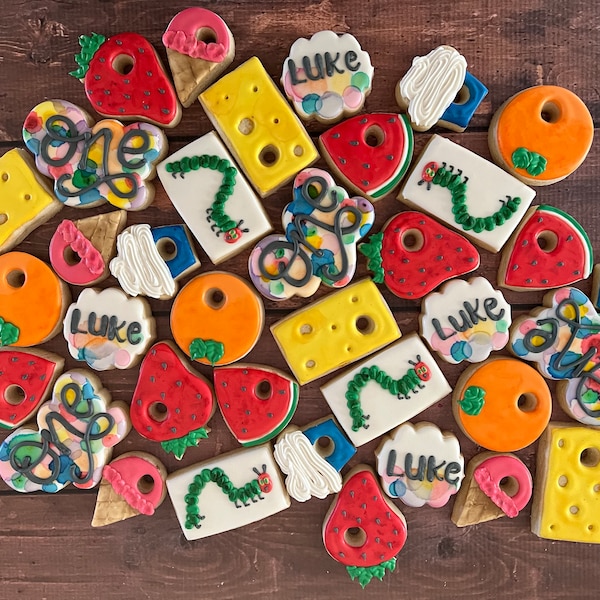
[
  {"x1": 130, "y1": 342, "x2": 215, "y2": 459},
  {"x1": 359, "y1": 211, "x2": 480, "y2": 300},
  {"x1": 323, "y1": 465, "x2": 407, "y2": 587},
  {"x1": 70, "y1": 32, "x2": 181, "y2": 128}
]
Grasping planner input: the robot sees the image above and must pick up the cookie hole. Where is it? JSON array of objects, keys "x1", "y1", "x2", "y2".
[
  {"x1": 558, "y1": 475, "x2": 568, "y2": 488},
  {"x1": 536, "y1": 230, "x2": 558, "y2": 253},
  {"x1": 344, "y1": 527, "x2": 367, "y2": 548},
  {"x1": 351, "y1": 296, "x2": 359, "y2": 303},
  {"x1": 156, "y1": 238, "x2": 178, "y2": 262},
  {"x1": 517, "y1": 393, "x2": 537, "y2": 413},
  {"x1": 1, "y1": 172, "x2": 8, "y2": 182},
  {"x1": 63, "y1": 245, "x2": 82, "y2": 266},
  {"x1": 255, "y1": 380, "x2": 272, "y2": 400},
  {"x1": 346, "y1": 346, "x2": 352, "y2": 352},
  {"x1": 364, "y1": 124, "x2": 385, "y2": 148},
  {"x1": 149, "y1": 402, "x2": 168, "y2": 423},
  {"x1": 137, "y1": 474, "x2": 155, "y2": 495},
  {"x1": 300, "y1": 324, "x2": 313, "y2": 335},
  {"x1": 194, "y1": 27, "x2": 217, "y2": 44},
  {"x1": 558, "y1": 439, "x2": 564, "y2": 448},
  {"x1": 315, "y1": 435, "x2": 335, "y2": 458},
  {"x1": 293, "y1": 145, "x2": 304, "y2": 157},
  {"x1": 238, "y1": 118, "x2": 255, "y2": 135},
  {"x1": 453, "y1": 84, "x2": 470, "y2": 105},
  {"x1": 0, "y1": 213, "x2": 8, "y2": 225},
  {"x1": 6, "y1": 269, "x2": 25, "y2": 288},
  {"x1": 258, "y1": 145, "x2": 279, "y2": 167},
  {"x1": 23, "y1": 194, "x2": 32, "y2": 201},
  {"x1": 580, "y1": 447, "x2": 600, "y2": 468},
  {"x1": 273, "y1": 118, "x2": 279, "y2": 124},
  {"x1": 548, "y1": 524, "x2": 555, "y2": 531},
  {"x1": 588, "y1": 524, "x2": 595, "y2": 531},
  {"x1": 401, "y1": 228, "x2": 425, "y2": 253},
  {"x1": 252, "y1": 86, "x2": 259, "y2": 93},
  {"x1": 355, "y1": 315, "x2": 375, "y2": 335},
  {"x1": 205, "y1": 288, "x2": 226, "y2": 310},
  {"x1": 112, "y1": 54, "x2": 135, "y2": 76},
  {"x1": 541, "y1": 101, "x2": 561, "y2": 123},
  {"x1": 594, "y1": 484, "x2": 600, "y2": 493},
  {"x1": 331, "y1": 324, "x2": 337, "y2": 331},
  {"x1": 5, "y1": 385, "x2": 26, "y2": 406},
  {"x1": 306, "y1": 360, "x2": 316, "y2": 369},
  {"x1": 499, "y1": 476, "x2": 519, "y2": 497},
  {"x1": 570, "y1": 505, "x2": 579, "y2": 515}
]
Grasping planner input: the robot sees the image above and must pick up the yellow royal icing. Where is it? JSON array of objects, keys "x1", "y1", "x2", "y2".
[
  {"x1": 0, "y1": 149, "x2": 60, "y2": 252},
  {"x1": 271, "y1": 279, "x2": 401, "y2": 385},
  {"x1": 199, "y1": 57, "x2": 318, "y2": 197}
]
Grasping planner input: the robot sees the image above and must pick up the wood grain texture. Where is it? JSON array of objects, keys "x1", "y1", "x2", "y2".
[{"x1": 1, "y1": 0, "x2": 600, "y2": 598}]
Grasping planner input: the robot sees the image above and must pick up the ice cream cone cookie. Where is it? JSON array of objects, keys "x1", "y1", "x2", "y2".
[
  {"x1": 92, "y1": 452, "x2": 167, "y2": 527},
  {"x1": 163, "y1": 8, "x2": 235, "y2": 107},
  {"x1": 488, "y1": 85, "x2": 594, "y2": 185}
]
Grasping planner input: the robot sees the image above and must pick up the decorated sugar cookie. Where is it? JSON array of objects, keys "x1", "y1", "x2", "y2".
[
  {"x1": 319, "y1": 114, "x2": 413, "y2": 200},
  {"x1": 92, "y1": 452, "x2": 167, "y2": 527},
  {"x1": 271, "y1": 279, "x2": 401, "y2": 385},
  {"x1": 63, "y1": 287, "x2": 155, "y2": 371},
  {"x1": 171, "y1": 271, "x2": 264, "y2": 366},
  {"x1": 163, "y1": 7, "x2": 235, "y2": 107},
  {"x1": 438, "y1": 71, "x2": 488, "y2": 132},
  {"x1": 396, "y1": 46, "x2": 467, "y2": 131},
  {"x1": 320, "y1": 334, "x2": 451, "y2": 447},
  {"x1": 453, "y1": 357, "x2": 552, "y2": 451},
  {"x1": 0, "y1": 251, "x2": 70, "y2": 347},
  {"x1": 532, "y1": 423, "x2": 600, "y2": 543},
  {"x1": 130, "y1": 342, "x2": 215, "y2": 459},
  {"x1": 157, "y1": 132, "x2": 272, "y2": 264},
  {"x1": 420, "y1": 277, "x2": 512, "y2": 364},
  {"x1": 0, "y1": 348, "x2": 64, "y2": 429},
  {"x1": 498, "y1": 205, "x2": 593, "y2": 291},
  {"x1": 281, "y1": 31, "x2": 373, "y2": 124},
  {"x1": 23, "y1": 100, "x2": 167, "y2": 210},
  {"x1": 489, "y1": 86, "x2": 594, "y2": 185},
  {"x1": 510, "y1": 288, "x2": 600, "y2": 427},
  {"x1": 359, "y1": 211, "x2": 480, "y2": 300},
  {"x1": 323, "y1": 465, "x2": 407, "y2": 588},
  {"x1": 70, "y1": 32, "x2": 181, "y2": 127},
  {"x1": 451, "y1": 452, "x2": 532, "y2": 527},
  {"x1": 302, "y1": 416, "x2": 356, "y2": 472},
  {"x1": 0, "y1": 370, "x2": 130, "y2": 493},
  {"x1": 0, "y1": 149, "x2": 62, "y2": 254},
  {"x1": 167, "y1": 444, "x2": 290, "y2": 540},
  {"x1": 214, "y1": 364, "x2": 298, "y2": 446},
  {"x1": 200, "y1": 57, "x2": 318, "y2": 197},
  {"x1": 249, "y1": 168, "x2": 374, "y2": 301},
  {"x1": 376, "y1": 422, "x2": 464, "y2": 508},
  {"x1": 49, "y1": 210, "x2": 127, "y2": 286},
  {"x1": 150, "y1": 224, "x2": 200, "y2": 280},
  {"x1": 399, "y1": 134, "x2": 535, "y2": 253}
]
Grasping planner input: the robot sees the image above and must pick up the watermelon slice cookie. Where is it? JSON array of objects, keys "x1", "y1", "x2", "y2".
[
  {"x1": 213, "y1": 364, "x2": 299, "y2": 446},
  {"x1": 0, "y1": 348, "x2": 64, "y2": 429},
  {"x1": 359, "y1": 211, "x2": 480, "y2": 300},
  {"x1": 498, "y1": 205, "x2": 593, "y2": 291},
  {"x1": 319, "y1": 113, "x2": 413, "y2": 200},
  {"x1": 322, "y1": 465, "x2": 407, "y2": 587},
  {"x1": 70, "y1": 32, "x2": 181, "y2": 127},
  {"x1": 130, "y1": 341, "x2": 215, "y2": 459}
]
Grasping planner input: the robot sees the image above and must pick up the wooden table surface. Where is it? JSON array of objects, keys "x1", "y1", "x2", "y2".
[{"x1": 1, "y1": 1, "x2": 599, "y2": 598}]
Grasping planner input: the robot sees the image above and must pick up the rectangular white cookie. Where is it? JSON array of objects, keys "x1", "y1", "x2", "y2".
[
  {"x1": 399, "y1": 134, "x2": 535, "y2": 253},
  {"x1": 167, "y1": 444, "x2": 290, "y2": 541},
  {"x1": 157, "y1": 132, "x2": 272, "y2": 264},
  {"x1": 320, "y1": 333, "x2": 451, "y2": 446}
]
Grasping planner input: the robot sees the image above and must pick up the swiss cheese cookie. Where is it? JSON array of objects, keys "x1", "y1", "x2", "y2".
[
  {"x1": 375, "y1": 422, "x2": 464, "y2": 508},
  {"x1": 167, "y1": 444, "x2": 290, "y2": 540},
  {"x1": 70, "y1": 32, "x2": 181, "y2": 127},
  {"x1": 23, "y1": 100, "x2": 167, "y2": 211},
  {"x1": 163, "y1": 7, "x2": 235, "y2": 107},
  {"x1": 488, "y1": 85, "x2": 594, "y2": 185},
  {"x1": 248, "y1": 168, "x2": 374, "y2": 301},
  {"x1": 281, "y1": 31, "x2": 373, "y2": 124},
  {"x1": 419, "y1": 277, "x2": 512, "y2": 364},
  {"x1": 453, "y1": 357, "x2": 552, "y2": 452},
  {"x1": 399, "y1": 134, "x2": 536, "y2": 253},
  {"x1": 200, "y1": 57, "x2": 318, "y2": 197},
  {"x1": 320, "y1": 333, "x2": 451, "y2": 447},
  {"x1": 157, "y1": 132, "x2": 272, "y2": 265}
]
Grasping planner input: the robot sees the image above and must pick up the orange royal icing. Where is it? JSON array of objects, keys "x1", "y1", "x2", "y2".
[{"x1": 170, "y1": 272, "x2": 264, "y2": 366}]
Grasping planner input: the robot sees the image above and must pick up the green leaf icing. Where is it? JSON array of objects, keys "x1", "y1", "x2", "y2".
[
  {"x1": 189, "y1": 338, "x2": 225, "y2": 365},
  {"x1": 160, "y1": 427, "x2": 209, "y2": 460},
  {"x1": 512, "y1": 147, "x2": 547, "y2": 176},
  {"x1": 69, "y1": 32, "x2": 106, "y2": 79},
  {"x1": 0, "y1": 317, "x2": 19, "y2": 346},
  {"x1": 459, "y1": 385, "x2": 486, "y2": 416},
  {"x1": 346, "y1": 558, "x2": 397, "y2": 588},
  {"x1": 358, "y1": 232, "x2": 384, "y2": 283}
]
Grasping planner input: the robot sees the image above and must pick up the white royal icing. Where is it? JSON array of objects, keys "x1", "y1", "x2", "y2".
[
  {"x1": 110, "y1": 224, "x2": 176, "y2": 299},
  {"x1": 273, "y1": 429, "x2": 342, "y2": 502},
  {"x1": 398, "y1": 46, "x2": 467, "y2": 131}
]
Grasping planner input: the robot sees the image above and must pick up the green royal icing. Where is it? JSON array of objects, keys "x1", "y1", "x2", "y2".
[
  {"x1": 69, "y1": 32, "x2": 106, "y2": 79},
  {"x1": 512, "y1": 147, "x2": 548, "y2": 177},
  {"x1": 347, "y1": 558, "x2": 397, "y2": 588},
  {"x1": 0, "y1": 317, "x2": 19, "y2": 346},
  {"x1": 459, "y1": 385, "x2": 486, "y2": 416},
  {"x1": 189, "y1": 338, "x2": 225, "y2": 365},
  {"x1": 161, "y1": 427, "x2": 209, "y2": 460},
  {"x1": 358, "y1": 232, "x2": 385, "y2": 283}
]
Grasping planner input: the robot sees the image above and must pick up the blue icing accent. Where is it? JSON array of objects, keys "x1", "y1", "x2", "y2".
[
  {"x1": 151, "y1": 224, "x2": 198, "y2": 280},
  {"x1": 440, "y1": 72, "x2": 488, "y2": 130},
  {"x1": 302, "y1": 417, "x2": 356, "y2": 472},
  {"x1": 389, "y1": 478, "x2": 406, "y2": 498}
]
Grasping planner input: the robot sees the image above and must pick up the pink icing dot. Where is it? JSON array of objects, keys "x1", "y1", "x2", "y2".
[
  {"x1": 518, "y1": 319, "x2": 537, "y2": 334},
  {"x1": 430, "y1": 329, "x2": 456, "y2": 356},
  {"x1": 491, "y1": 331, "x2": 509, "y2": 349},
  {"x1": 342, "y1": 85, "x2": 364, "y2": 109},
  {"x1": 114, "y1": 348, "x2": 132, "y2": 368}
]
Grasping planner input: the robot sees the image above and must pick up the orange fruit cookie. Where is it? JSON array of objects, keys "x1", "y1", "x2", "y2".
[{"x1": 170, "y1": 271, "x2": 264, "y2": 366}]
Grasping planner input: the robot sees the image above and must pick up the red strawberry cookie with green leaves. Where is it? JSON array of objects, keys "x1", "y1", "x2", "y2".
[
  {"x1": 323, "y1": 465, "x2": 407, "y2": 588},
  {"x1": 359, "y1": 211, "x2": 480, "y2": 299},
  {"x1": 213, "y1": 364, "x2": 298, "y2": 446},
  {"x1": 70, "y1": 32, "x2": 181, "y2": 127},
  {"x1": 130, "y1": 341, "x2": 215, "y2": 459}
]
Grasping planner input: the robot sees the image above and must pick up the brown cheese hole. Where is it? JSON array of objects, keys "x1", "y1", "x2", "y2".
[
  {"x1": 5, "y1": 385, "x2": 26, "y2": 406},
  {"x1": 344, "y1": 527, "x2": 367, "y2": 548}
]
